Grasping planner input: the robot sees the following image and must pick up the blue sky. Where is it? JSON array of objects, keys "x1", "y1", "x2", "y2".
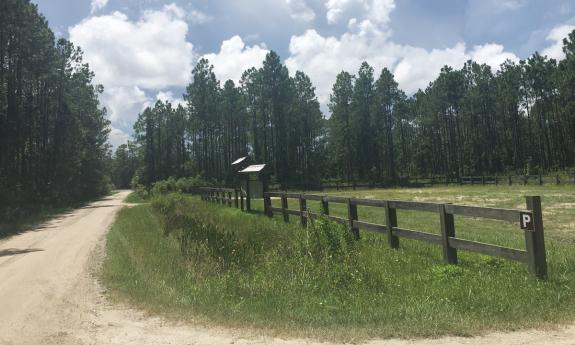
[{"x1": 32, "y1": 0, "x2": 575, "y2": 148}]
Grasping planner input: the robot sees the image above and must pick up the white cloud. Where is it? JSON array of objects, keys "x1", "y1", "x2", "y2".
[
  {"x1": 69, "y1": 4, "x2": 195, "y2": 90},
  {"x1": 188, "y1": 9, "x2": 213, "y2": 24},
  {"x1": 202, "y1": 36, "x2": 269, "y2": 84},
  {"x1": 542, "y1": 24, "x2": 575, "y2": 60},
  {"x1": 90, "y1": 0, "x2": 109, "y2": 14},
  {"x1": 156, "y1": 91, "x2": 186, "y2": 108},
  {"x1": 470, "y1": 43, "x2": 519, "y2": 67},
  {"x1": 326, "y1": 0, "x2": 352, "y2": 24},
  {"x1": 392, "y1": 44, "x2": 470, "y2": 93},
  {"x1": 100, "y1": 86, "x2": 150, "y2": 129},
  {"x1": 286, "y1": 28, "x2": 519, "y2": 108},
  {"x1": 108, "y1": 127, "x2": 131, "y2": 149},
  {"x1": 69, "y1": 4, "x2": 195, "y2": 145},
  {"x1": 368, "y1": 0, "x2": 396, "y2": 26},
  {"x1": 286, "y1": 29, "x2": 395, "y2": 105},
  {"x1": 325, "y1": 0, "x2": 395, "y2": 26},
  {"x1": 286, "y1": 0, "x2": 316, "y2": 21}
]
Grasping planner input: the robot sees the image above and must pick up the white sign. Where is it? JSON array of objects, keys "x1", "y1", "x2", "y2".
[{"x1": 520, "y1": 212, "x2": 533, "y2": 230}]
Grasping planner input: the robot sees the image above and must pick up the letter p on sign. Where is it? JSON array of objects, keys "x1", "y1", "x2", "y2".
[{"x1": 520, "y1": 212, "x2": 533, "y2": 230}]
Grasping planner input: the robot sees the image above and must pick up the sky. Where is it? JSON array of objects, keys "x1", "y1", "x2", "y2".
[{"x1": 32, "y1": 0, "x2": 575, "y2": 149}]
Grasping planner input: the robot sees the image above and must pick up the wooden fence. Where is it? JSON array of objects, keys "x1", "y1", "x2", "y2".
[
  {"x1": 269, "y1": 173, "x2": 575, "y2": 190},
  {"x1": 262, "y1": 192, "x2": 547, "y2": 279},
  {"x1": 459, "y1": 174, "x2": 574, "y2": 186},
  {"x1": 200, "y1": 187, "x2": 248, "y2": 211}
]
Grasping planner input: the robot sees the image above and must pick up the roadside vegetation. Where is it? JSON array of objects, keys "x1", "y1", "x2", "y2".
[
  {"x1": 103, "y1": 185, "x2": 575, "y2": 340},
  {"x1": 0, "y1": 191, "x2": 119, "y2": 239},
  {"x1": 0, "y1": 205, "x2": 76, "y2": 239}
]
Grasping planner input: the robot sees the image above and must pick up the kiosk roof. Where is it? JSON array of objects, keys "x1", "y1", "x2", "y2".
[
  {"x1": 231, "y1": 156, "x2": 248, "y2": 165},
  {"x1": 239, "y1": 164, "x2": 266, "y2": 173}
]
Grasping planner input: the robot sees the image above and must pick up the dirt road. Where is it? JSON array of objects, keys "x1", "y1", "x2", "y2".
[{"x1": 1, "y1": 191, "x2": 574, "y2": 345}]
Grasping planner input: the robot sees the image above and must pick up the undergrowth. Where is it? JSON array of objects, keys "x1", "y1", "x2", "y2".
[{"x1": 103, "y1": 192, "x2": 575, "y2": 340}]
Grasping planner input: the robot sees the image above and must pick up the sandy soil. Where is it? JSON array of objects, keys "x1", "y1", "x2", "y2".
[{"x1": 1, "y1": 191, "x2": 574, "y2": 345}]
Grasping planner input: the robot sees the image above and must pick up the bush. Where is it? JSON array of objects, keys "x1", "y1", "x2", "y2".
[
  {"x1": 129, "y1": 176, "x2": 207, "y2": 202},
  {"x1": 151, "y1": 193, "x2": 263, "y2": 270},
  {"x1": 302, "y1": 216, "x2": 356, "y2": 264}
]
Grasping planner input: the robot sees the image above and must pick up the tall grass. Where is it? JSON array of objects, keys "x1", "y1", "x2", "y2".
[{"x1": 103, "y1": 191, "x2": 575, "y2": 340}]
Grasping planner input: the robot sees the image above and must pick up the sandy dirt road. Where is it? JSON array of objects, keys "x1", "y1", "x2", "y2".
[{"x1": 1, "y1": 191, "x2": 574, "y2": 345}]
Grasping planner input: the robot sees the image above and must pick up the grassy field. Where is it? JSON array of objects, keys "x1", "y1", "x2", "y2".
[{"x1": 103, "y1": 185, "x2": 575, "y2": 340}]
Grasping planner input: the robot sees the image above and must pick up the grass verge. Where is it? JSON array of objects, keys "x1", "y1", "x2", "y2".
[{"x1": 103, "y1": 187, "x2": 575, "y2": 341}]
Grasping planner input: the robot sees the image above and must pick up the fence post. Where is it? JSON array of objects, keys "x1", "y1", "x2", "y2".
[
  {"x1": 525, "y1": 196, "x2": 547, "y2": 279},
  {"x1": 508, "y1": 175, "x2": 512, "y2": 186},
  {"x1": 240, "y1": 191, "x2": 245, "y2": 211},
  {"x1": 246, "y1": 189, "x2": 251, "y2": 212},
  {"x1": 264, "y1": 193, "x2": 272, "y2": 217},
  {"x1": 228, "y1": 191, "x2": 232, "y2": 207},
  {"x1": 299, "y1": 194, "x2": 307, "y2": 227},
  {"x1": 482, "y1": 175, "x2": 485, "y2": 185},
  {"x1": 439, "y1": 204, "x2": 458, "y2": 264},
  {"x1": 538, "y1": 173, "x2": 543, "y2": 185},
  {"x1": 347, "y1": 198, "x2": 359, "y2": 240},
  {"x1": 523, "y1": 175, "x2": 528, "y2": 186},
  {"x1": 556, "y1": 174, "x2": 560, "y2": 185},
  {"x1": 234, "y1": 189, "x2": 239, "y2": 208},
  {"x1": 281, "y1": 193, "x2": 289, "y2": 222},
  {"x1": 495, "y1": 175, "x2": 499, "y2": 186},
  {"x1": 384, "y1": 201, "x2": 399, "y2": 249},
  {"x1": 321, "y1": 196, "x2": 330, "y2": 216}
]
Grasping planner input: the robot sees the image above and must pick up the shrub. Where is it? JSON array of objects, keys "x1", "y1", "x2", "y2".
[
  {"x1": 301, "y1": 216, "x2": 356, "y2": 264},
  {"x1": 151, "y1": 193, "x2": 257, "y2": 270}
]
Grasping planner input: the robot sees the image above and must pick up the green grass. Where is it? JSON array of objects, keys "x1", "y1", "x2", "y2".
[
  {"x1": 124, "y1": 190, "x2": 149, "y2": 203},
  {"x1": 103, "y1": 185, "x2": 575, "y2": 340}
]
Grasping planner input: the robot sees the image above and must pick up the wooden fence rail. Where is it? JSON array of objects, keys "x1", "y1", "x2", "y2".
[
  {"x1": 263, "y1": 192, "x2": 547, "y2": 279},
  {"x1": 269, "y1": 173, "x2": 575, "y2": 191},
  {"x1": 199, "y1": 187, "x2": 247, "y2": 211}
]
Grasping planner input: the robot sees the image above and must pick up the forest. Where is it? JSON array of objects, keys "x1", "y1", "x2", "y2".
[
  {"x1": 3, "y1": 0, "x2": 575, "y2": 221},
  {"x1": 126, "y1": 31, "x2": 575, "y2": 189},
  {"x1": 0, "y1": 0, "x2": 111, "y2": 220}
]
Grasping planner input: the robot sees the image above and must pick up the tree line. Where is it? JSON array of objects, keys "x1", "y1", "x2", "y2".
[
  {"x1": 128, "y1": 53, "x2": 325, "y2": 189},
  {"x1": 0, "y1": 0, "x2": 110, "y2": 220},
  {"x1": 128, "y1": 30, "x2": 575, "y2": 189}
]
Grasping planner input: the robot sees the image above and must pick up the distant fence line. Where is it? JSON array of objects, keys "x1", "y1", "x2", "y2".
[
  {"x1": 199, "y1": 187, "x2": 547, "y2": 279},
  {"x1": 268, "y1": 173, "x2": 575, "y2": 191}
]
